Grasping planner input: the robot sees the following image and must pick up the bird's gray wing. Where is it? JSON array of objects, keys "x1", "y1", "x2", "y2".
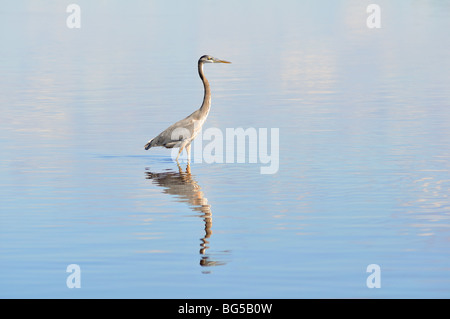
[{"x1": 145, "y1": 112, "x2": 198, "y2": 149}]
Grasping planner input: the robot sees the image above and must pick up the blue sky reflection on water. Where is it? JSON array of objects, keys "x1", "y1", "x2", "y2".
[{"x1": 1, "y1": 1, "x2": 450, "y2": 298}]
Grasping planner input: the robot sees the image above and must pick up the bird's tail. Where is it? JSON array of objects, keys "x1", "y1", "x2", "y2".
[{"x1": 144, "y1": 138, "x2": 154, "y2": 150}]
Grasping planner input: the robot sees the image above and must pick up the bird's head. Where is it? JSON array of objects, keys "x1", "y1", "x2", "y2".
[{"x1": 199, "y1": 55, "x2": 231, "y2": 64}]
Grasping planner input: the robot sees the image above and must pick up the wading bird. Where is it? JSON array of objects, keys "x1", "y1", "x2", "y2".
[{"x1": 144, "y1": 55, "x2": 231, "y2": 162}]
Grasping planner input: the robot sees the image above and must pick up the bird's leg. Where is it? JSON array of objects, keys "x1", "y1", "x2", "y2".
[
  {"x1": 186, "y1": 144, "x2": 191, "y2": 164},
  {"x1": 176, "y1": 145, "x2": 185, "y2": 162},
  {"x1": 176, "y1": 161, "x2": 183, "y2": 174},
  {"x1": 186, "y1": 144, "x2": 191, "y2": 174}
]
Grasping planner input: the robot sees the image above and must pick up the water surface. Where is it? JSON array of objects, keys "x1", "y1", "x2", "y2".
[{"x1": 1, "y1": 0, "x2": 450, "y2": 298}]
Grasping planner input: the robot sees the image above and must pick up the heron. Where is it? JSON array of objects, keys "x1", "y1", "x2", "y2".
[{"x1": 144, "y1": 55, "x2": 231, "y2": 163}]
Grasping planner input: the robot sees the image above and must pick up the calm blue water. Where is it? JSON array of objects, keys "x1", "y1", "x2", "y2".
[{"x1": 1, "y1": 0, "x2": 450, "y2": 298}]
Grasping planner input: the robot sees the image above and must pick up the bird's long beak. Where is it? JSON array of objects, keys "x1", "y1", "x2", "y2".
[{"x1": 216, "y1": 59, "x2": 231, "y2": 64}]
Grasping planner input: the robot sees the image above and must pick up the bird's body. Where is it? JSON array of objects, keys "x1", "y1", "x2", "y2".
[{"x1": 144, "y1": 55, "x2": 230, "y2": 162}]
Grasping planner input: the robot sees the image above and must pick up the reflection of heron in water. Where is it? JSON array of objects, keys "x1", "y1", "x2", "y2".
[{"x1": 145, "y1": 163, "x2": 227, "y2": 268}]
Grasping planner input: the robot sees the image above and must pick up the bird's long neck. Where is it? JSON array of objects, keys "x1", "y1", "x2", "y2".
[{"x1": 198, "y1": 62, "x2": 211, "y2": 118}]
